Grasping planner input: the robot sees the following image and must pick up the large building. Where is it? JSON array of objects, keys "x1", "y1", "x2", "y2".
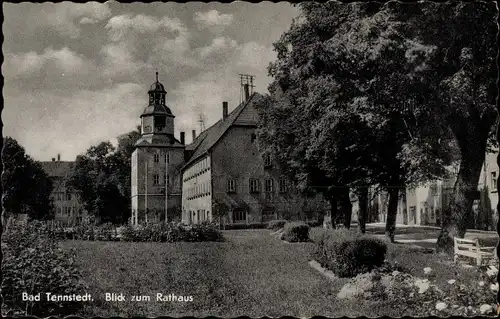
[
  {"x1": 40, "y1": 155, "x2": 86, "y2": 226},
  {"x1": 180, "y1": 86, "x2": 328, "y2": 225},
  {"x1": 130, "y1": 73, "x2": 185, "y2": 225}
]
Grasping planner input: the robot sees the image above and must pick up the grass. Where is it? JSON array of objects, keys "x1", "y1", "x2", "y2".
[{"x1": 60, "y1": 228, "x2": 498, "y2": 317}]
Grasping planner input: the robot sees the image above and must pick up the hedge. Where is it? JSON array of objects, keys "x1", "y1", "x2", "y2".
[{"x1": 312, "y1": 228, "x2": 387, "y2": 277}]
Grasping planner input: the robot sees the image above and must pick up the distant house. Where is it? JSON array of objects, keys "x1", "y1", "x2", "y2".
[
  {"x1": 351, "y1": 150, "x2": 499, "y2": 228},
  {"x1": 180, "y1": 87, "x2": 328, "y2": 225},
  {"x1": 40, "y1": 155, "x2": 86, "y2": 226}
]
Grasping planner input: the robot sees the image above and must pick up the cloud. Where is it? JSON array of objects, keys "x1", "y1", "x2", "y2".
[
  {"x1": 194, "y1": 10, "x2": 233, "y2": 32},
  {"x1": 3, "y1": 47, "x2": 94, "y2": 78},
  {"x1": 45, "y1": 2, "x2": 112, "y2": 38},
  {"x1": 197, "y1": 36, "x2": 238, "y2": 60},
  {"x1": 101, "y1": 13, "x2": 197, "y2": 77},
  {"x1": 4, "y1": 83, "x2": 146, "y2": 161},
  {"x1": 105, "y1": 14, "x2": 186, "y2": 42}
]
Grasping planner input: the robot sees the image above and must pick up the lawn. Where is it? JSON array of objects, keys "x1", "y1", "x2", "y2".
[{"x1": 61, "y1": 229, "x2": 498, "y2": 317}]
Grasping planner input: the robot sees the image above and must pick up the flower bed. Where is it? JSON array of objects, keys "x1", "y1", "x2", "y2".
[
  {"x1": 49, "y1": 221, "x2": 224, "y2": 242},
  {"x1": 1, "y1": 220, "x2": 87, "y2": 317}
]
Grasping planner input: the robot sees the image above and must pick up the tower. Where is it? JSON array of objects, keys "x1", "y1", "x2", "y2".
[{"x1": 130, "y1": 72, "x2": 185, "y2": 226}]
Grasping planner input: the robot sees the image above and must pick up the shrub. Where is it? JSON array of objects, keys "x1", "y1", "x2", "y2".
[
  {"x1": 1, "y1": 220, "x2": 87, "y2": 317},
  {"x1": 313, "y1": 228, "x2": 387, "y2": 277},
  {"x1": 120, "y1": 222, "x2": 223, "y2": 242},
  {"x1": 267, "y1": 220, "x2": 287, "y2": 231},
  {"x1": 248, "y1": 222, "x2": 268, "y2": 229},
  {"x1": 281, "y1": 221, "x2": 310, "y2": 242}
]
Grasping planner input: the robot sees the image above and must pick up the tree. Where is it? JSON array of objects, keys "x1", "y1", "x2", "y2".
[
  {"x1": 2, "y1": 137, "x2": 54, "y2": 221},
  {"x1": 69, "y1": 127, "x2": 142, "y2": 224},
  {"x1": 258, "y1": 2, "x2": 455, "y2": 241}
]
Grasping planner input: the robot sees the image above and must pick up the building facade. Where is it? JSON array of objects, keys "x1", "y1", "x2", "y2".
[
  {"x1": 181, "y1": 90, "x2": 328, "y2": 225},
  {"x1": 130, "y1": 73, "x2": 185, "y2": 225},
  {"x1": 352, "y1": 150, "x2": 498, "y2": 228},
  {"x1": 40, "y1": 156, "x2": 86, "y2": 226}
]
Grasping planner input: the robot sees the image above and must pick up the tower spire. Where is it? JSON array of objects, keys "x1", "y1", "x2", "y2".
[{"x1": 156, "y1": 71, "x2": 159, "y2": 82}]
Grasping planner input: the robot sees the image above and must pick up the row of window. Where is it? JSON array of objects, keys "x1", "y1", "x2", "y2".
[
  {"x1": 187, "y1": 209, "x2": 210, "y2": 222},
  {"x1": 153, "y1": 152, "x2": 170, "y2": 163},
  {"x1": 184, "y1": 158, "x2": 211, "y2": 182},
  {"x1": 56, "y1": 206, "x2": 81, "y2": 216},
  {"x1": 53, "y1": 193, "x2": 74, "y2": 201},
  {"x1": 227, "y1": 178, "x2": 289, "y2": 194},
  {"x1": 186, "y1": 182, "x2": 211, "y2": 200}
]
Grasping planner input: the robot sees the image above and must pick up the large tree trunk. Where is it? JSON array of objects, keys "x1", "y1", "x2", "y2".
[
  {"x1": 437, "y1": 119, "x2": 490, "y2": 253},
  {"x1": 385, "y1": 186, "x2": 400, "y2": 243},
  {"x1": 436, "y1": 150, "x2": 485, "y2": 253},
  {"x1": 339, "y1": 187, "x2": 352, "y2": 229},
  {"x1": 357, "y1": 187, "x2": 369, "y2": 234}
]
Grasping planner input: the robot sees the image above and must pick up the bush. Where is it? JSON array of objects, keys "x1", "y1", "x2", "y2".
[
  {"x1": 312, "y1": 228, "x2": 387, "y2": 277},
  {"x1": 267, "y1": 220, "x2": 287, "y2": 231},
  {"x1": 223, "y1": 222, "x2": 268, "y2": 230},
  {"x1": 281, "y1": 221, "x2": 310, "y2": 242},
  {"x1": 120, "y1": 222, "x2": 223, "y2": 242},
  {"x1": 1, "y1": 220, "x2": 87, "y2": 317}
]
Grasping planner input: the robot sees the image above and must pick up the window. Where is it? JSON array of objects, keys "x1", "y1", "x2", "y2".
[
  {"x1": 154, "y1": 153, "x2": 160, "y2": 163},
  {"x1": 65, "y1": 193, "x2": 72, "y2": 201},
  {"x1": 166, "y1": 153, "x2": 170, "y2": 163},
  {"x1": 227, "y1": 180, "x2": 236, "y2": 193},
  {"x1": 279, "y1": 179, "x2": 288, "y2": 193},
  {"x1": 163, "y1": 175, "x2": 167, "y2": 186},
  {"x1": 264, "y1": 154, "x2": 272, "y2": 168},
  {"x1": 250, "y1": 179, "x2": 260, "y2": 193},
  {"x1": 233, "y1": 209, "x2": 247, "y2": 222},
  {"x1": 492, "y1": 172, "x2": 497, "y2": 190},
  {"x1": 153, "y1": 175, "x2": 159, "y2": 185},
  {"x1": 430, "y1": 183, "x2": 438, "y2": 196},
  {"x1": 265, "y1": 179, "x2": 273, "y2": 193},
  {"x1": 251, "y1": 133, "x2": 257, "y2": 143}
]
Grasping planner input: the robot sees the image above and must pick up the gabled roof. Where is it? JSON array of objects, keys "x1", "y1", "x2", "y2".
[
  {"x1": 40, "y1": 161, "x2": 75, "y2": 193},
  {"x1": 40, "y1": 161, "x2": 74, "y2": 178},
  {"x1": 183, "y1": 92, "x2": 261, "y2": 169}
]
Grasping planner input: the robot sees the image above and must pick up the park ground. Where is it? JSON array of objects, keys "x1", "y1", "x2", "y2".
[{"x1": 61, "y1": 226, "x2": 499, "y2": 317}]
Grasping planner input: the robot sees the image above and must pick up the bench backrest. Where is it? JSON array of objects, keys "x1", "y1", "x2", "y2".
[
  {"x1": 454, "y1": 237, "x2": 480, "y2": 253},
  {"x1": 454, "y1": 237, "x2": 479, "y2": 245}
]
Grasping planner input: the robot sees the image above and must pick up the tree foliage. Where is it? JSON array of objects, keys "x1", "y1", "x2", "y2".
[
  {"x1": 68, "y1": 127, "x2": 141, "y2": 224},
  {"x1": 2, "y1": 137, "x2": 54, "y2": 220}
]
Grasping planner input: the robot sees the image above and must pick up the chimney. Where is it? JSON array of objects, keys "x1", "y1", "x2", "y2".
[
  {"x1": 223, "y1": 101, "x2": 228, "y2": 120},
  {"x1": 244, "y1": 83, "x2": 250, "y2": 101},
  {"x1": 57, "y1": 153, "x2": 61, "y2": 161},
  {"x1": 180, "y1": 132, "x2": 185, "y2": 145},
  {"x1": 52, "y1": 158, "x2": 55, "y2": 162},
  {"x1": 192, "y1": 130, "x2": 196, "y2": 141}
]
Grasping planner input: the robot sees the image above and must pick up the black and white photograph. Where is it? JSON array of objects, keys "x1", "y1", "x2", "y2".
[{"x1": 2, "y1": 1, "x2": 499, "y2": 317}]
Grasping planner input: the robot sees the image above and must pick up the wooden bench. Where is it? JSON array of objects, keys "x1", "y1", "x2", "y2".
[{"x1": 454, "y1": 237, "x2": 496, "y2": 266}]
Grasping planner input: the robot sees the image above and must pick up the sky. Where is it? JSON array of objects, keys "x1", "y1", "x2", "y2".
[{"x1": 3, "y1": 1, "x2": 300, "y2": 161}]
